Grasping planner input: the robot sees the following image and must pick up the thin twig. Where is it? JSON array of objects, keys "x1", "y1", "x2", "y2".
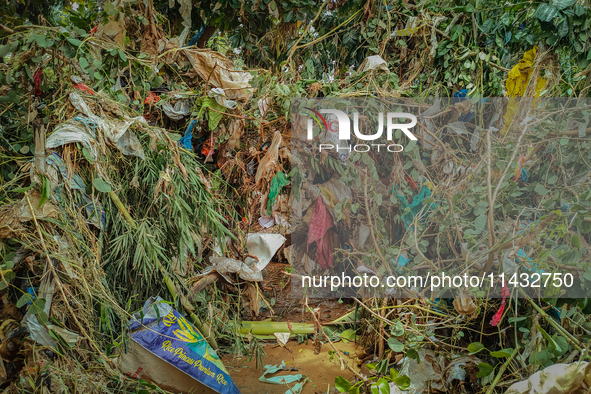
[
  {"x1": 353, "y1": 298, "x2": 394, "y2": 325},
  {"x1": 305, "y1": 299, "x2": 365, "y2": 381},
  {"x1": 485, "y1": 129, "x2": 496, "y2": 272},
  {"x1": 363, "y1": 171, "x2": 391, "y2": 273},
  {"x1": 286, "y1": 0, "x2": 331, "y2": 65}
]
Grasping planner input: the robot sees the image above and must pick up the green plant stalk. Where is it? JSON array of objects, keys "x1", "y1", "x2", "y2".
[
  {"x1": 161, "y1": 269, "x2": 218, "y2": 350},
  {"x1": 236, "y1": 321, "x2": 315, "y2": 335},
  {"x1": 109, "y1": 191, "x2": 137, "y2": 229},
  {"x1": 519, "y1": 288, "x2": 586, "y2": 356},
  {"x1": 485, "y1": 347, "x2": 519, "y2": 394}
]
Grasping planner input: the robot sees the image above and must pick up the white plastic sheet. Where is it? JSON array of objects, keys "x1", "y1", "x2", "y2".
[
  {"x1": 209, "y1": 88, "x2": 237, "y2": 109},
  {"x1": 162, "y1": 100, "x2": 191, "y2": 121},
  {"x1": 506, "y1": 362, "x2": 591, "y2": 394},
  {"x1": 361, "y1": 55, "x2": 390, "y2": 72},
  {"x1": 68, "y1": 92, "x2": 148, "y2": 159},
  {"x1": 204, "y1": 233, "x2": 286, "y2": 282},
  {"x1": 244, "y1": 233, "x2": 287, "y2": 272}
]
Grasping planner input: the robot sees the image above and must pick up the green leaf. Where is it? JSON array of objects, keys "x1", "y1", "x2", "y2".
[
  {"x1": 474, "y1": 214, "x2": 487, "y2": 233},
  {"x1": 394, "y1": 375, "x2": 411, "y2": 390},
  {"x1": 375, "y1": 359, "x2": 389, "y2": 374},
  {"x1": 477, "y1": 363, "x2": 494, "y2": 378},
  {"x1": 82, "y1": 147, "x2": 94, "y2": 164},
  {"x1": 391, "y1": 321, "x2": 404, "y2": 336},
  {"x1": 0, "y1": 269, "x2": 15, "y2": 289},
  {"x1": 495, "y1": 31, "x2": 504, "y2": 47},
  {"x1": 340, "y1": 329, "x2": 356, "y2": 342},
  {"x1": 0, "y1": 41, "x2": 19, "y2": 58},
  {"x1": 60, "y1": 45, "x2": 77, "y2": 58},
  {"x1": 554, "y1": 0, "x2": 578, "y2": 9},
  {"x1": 118, "y1": 49, "x2": 127, "y2": 62},
  {"x1": 553, "y1": 335, "x2": 569, "y2": 356},
  {"x1": 12, "y1": 185, "x2": 33, "y2": 193},
  {"x1": 30, "y1": 298, "x2": 46, "y2": 315},
  {"x1": 68, "y1": 38, "x2": 83, "y2": 47},
  {"x1": 559, "y1": 18, "x2": 569, "y2": 37},
  {"x1": 39, "y1": 176, "x2": 51, "y2": 208},
  {"x1": 406, "y1": 348, "x2": 420, "y2": 364},
  {"x1": 79, "y1": 57, "x2": 89, "y2": 70},
  {"x1": 93, "y1": 177, "x2": 112, "y2": 193},
  {"x1": 534, "y1": 184, "x2": 548, "y2": 195},
  {"x1": 508, "y1": 316, "x2": 527, "y2": 323},
  {"x1": 33, "y1": 35, "x2": 47, "y2": 48},
  {"x1": 389, "y1": 368, "x2": 399, "y2": 380},
  {"x1": 537, "y1": 325, "x2": 561, "y2": 352},
  {"x1": 376, "y1": 378, "x2": 389, "y2": 394},
  {"x1": 335, "y1": 376, "x2": 351, "y2": 393},
  {"x1": 572, "y1": 235, "x2": 581, "y2": 249},
  {"x1": 535, "y1": 3, "x2": 559, "y2": 21},
  {"x1": 388, "y1": 337, "x2": 405, "y2": 352},
  {"x1": 209, "y1": 107, "x2": 224, "y2": 130},
  {"x1": 16, "y1": 293, "x2": 32, "y2": 308},
  {"x1": 490, "y1": 348, "x2": 514, "y2": 358},
  {"x1": 467, "y1": 342, "x2": 485, "y2": 354}
]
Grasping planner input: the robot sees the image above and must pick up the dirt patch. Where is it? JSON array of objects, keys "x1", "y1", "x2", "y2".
[
  {"x1": 259, "y1": 263, "x2": 354, "y2": 324},
  {"x1": 224, "y1": 340, "x2": 359, "y2": 394}
]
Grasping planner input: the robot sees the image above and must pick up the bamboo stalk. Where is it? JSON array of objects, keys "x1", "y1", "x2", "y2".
[
  {"x1": 109, "y1": 191, "x2": 137, "y2": 229},
  {"x1": 162, "y1": 269, "x2": 218, "y2": 350},
  {"x1": 236, "y1": 321, "x2": 315, "y2": 335},
  {"x1": 106, "y1": 191, "x2": 218, "y2": 349}
]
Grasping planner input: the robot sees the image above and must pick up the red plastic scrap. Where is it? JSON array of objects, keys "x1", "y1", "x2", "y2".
[
  {"x1": 73, "y1": 83, "x2": 95, "y2": 95},
  {"x1": 490, "y1": 285, "x2": 510, "y2": 326},
  {"x1": 307, "y1": 196, "x2": 335, "y2": 269},
  {"x1": 513, "y1": 154, "x2": 526, "y2": 182},
  {"x1": 33, "y1": 68, "x2": 43, "y2": 96},
  {"x1": 405, "y1": 175, "x2": 418, "y2": 190},
  {"x1": 201, "y1": 136, "x2": 215, "y2": 157}
]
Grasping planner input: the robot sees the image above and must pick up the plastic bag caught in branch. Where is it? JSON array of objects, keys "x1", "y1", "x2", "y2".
[
  {"x1": 93, "y1": 14, "x2": 126, "y2": 47},
  {"x1": 391, "y1": 25, "x2": 424, "y2": 37},
  {"x1": 209, "y1": 257, "x2": 263, "y2": 282},
  {"x1": 255, "y1": 130, "x2": 282, "y2": 184},
  {"x1": 501, "y1": 46, "x2": 546, "y2": 135},
  {"x1": 162, "y1": 100, "x2": 191, "y2": 121},
  {"x1": 183, "y1": 49, "x2": 253, "y2": 100},
  {"x1": 244, "y1": 233, "x2": 286, "y2": 272},
  {"x1": 209, "y1": 88, "x2": 237, "y2": 109},
  {"x1": 47, "y1": 117, "x2": 99, "y2": 162},
  {"x1": 68, "y1": 92, "x2": 148, "y2": 159},
  {"x1": 361, "y1": 55, "x2": 389, "y2": 72}
]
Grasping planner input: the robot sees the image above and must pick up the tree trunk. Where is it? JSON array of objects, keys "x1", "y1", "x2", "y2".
[{"x1": 197, "y1": 26, "x2": 217, "y2": 48}]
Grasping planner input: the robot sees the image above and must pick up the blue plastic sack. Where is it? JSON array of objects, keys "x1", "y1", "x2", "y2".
[{"x1": 129, "y1": 297, "x2": 240, "y2": 394}]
